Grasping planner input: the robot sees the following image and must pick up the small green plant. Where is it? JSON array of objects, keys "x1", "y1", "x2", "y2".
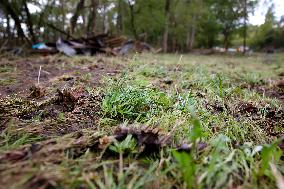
[
  {"x1": 260, "y1": 142, "x2": 282, "y2": 175},
  {"x1": 173, "y1": 117, "x2": 203, "y2": 189},
  {"x1": 109, "y1": 135, "x2": 137, "y2": 180},
  {"x1": 176, "y1": 92, "x2": 196, "y2": 113},
  {"x1": 58, "y1": 112, "x2": 66, "y2": 122}
]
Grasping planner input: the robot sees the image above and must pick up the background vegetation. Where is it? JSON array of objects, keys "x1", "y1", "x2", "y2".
[{"x1": 0, "y1": 0, "x2": 284, "y2": 51}]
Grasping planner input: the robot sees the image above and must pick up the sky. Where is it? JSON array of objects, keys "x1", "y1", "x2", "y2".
[{"x1": 249, "y1": 0, "x2": 284, "y2": 25}]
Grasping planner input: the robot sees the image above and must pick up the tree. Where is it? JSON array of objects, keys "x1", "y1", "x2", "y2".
[
  {"x1": 163, "y1": 0, "x2": 170, "y2": 52},
  {"x1": 197, "y1": 4, "x2": 221, "y2": 48},
  {"x1": 0, "y1": 0, "x2": 28, "y2": 42},
  {"x1": 213, "y1": 0, "x2": 242, "y2": 50},
  {"x1": 22, "y1": 0, "x2": 36, "y2": 42},
  {"x1": 243, "y1": 0, "x2": 247, "y2": 54},
  {"x1": 70, "y1": 0, "x2": 85, "y2": 35},
  {"x1": 91, "y1": 0, "x2": 99, "y2": 35},
  {"x1": 212, "y1": 0, "x2": 257, "y2": 50},
  {"x1": 185, "y1": 0, "x2": 204, "y2": 51},
  {"x1": 116, "y1": 0, "x2": 123, "y2": 34},
  {"x1": 127, "y1": 0, "x2": 138, "y2": 39},
  {"x1": 250, "y1": 5, "x2": 277, "y2": 49}
]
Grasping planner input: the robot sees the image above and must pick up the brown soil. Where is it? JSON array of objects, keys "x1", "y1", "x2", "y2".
[
  {"x1": 0, "y1": 55, "x2": 123, "y2": 98},
  {"x1": 0, "y1": 55, "x2": 123, "y2": 137}
]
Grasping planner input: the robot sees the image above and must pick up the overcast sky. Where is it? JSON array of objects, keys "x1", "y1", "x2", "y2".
[{"x1": 249, "y1": 0, "x2": 284, "y2": 25}]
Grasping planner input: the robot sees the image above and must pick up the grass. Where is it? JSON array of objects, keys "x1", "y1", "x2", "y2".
[
  {"x1": 0, "y1": 120, "x2": 42, "y2": 150},
  {"x1": 0, "y1": 53, "x2": 283, "y2": 189},
  {"x1": 101, "y1": 78, "x2": 173, "y2": 122}
]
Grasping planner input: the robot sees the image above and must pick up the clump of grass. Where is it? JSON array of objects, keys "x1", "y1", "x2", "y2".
[
  {"x1": 0, "y1": 120, "x2": 42, "y2": 150},
  {"x1": 138, "y1": 65, "x2": 167, "y2": 78},
  {"x1": 0, "y1": 77, "x2": 17, "y2": 86},
  {"x1": 102, "y1": 80, "x2": 172, "y2": 121},
  {"x1": 0, "y1": 64, "x2": 14, "y2": 73}
]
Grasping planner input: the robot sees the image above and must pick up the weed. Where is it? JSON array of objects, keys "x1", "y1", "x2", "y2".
[{"x1": 109, "y1": 135, "x2": 137, "y2": 180}]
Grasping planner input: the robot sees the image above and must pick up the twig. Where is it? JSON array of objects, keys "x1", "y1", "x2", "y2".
[
  {"x1": 178, "y1": 54, "x2": 183, "y2": 64},
  {"x1": 37, "y1": 66, "x2": 42, "y2": 85}
]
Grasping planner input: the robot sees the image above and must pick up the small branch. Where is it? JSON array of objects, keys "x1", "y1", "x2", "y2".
[
  {"x1": 37, "y1": 66, "x2": 42, "y2": 85},
  {"x1": 119, "y1": 152, "x2": 123, "y2": 180}
]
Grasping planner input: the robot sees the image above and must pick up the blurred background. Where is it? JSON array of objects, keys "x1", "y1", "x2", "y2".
[{"x1": 0, "y1": 0, "x2": 283, "y2": 52}]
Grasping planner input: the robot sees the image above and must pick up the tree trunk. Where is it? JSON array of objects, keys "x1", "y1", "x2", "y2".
[
  {"x1": 0, "y1": 1, "x2": 28, "y2": 42},
  {"x1": 116, "y1": 0, "x2": 123, "y2": 34},
  {"x1": 91, "y1": 0, "x2": 98, "y2": 35},
  {"x1": 127, "y1": 0, "x2": 137, "y2": 39},
  {"x1": 243, "y1": 0, "x2": 247, "y2": 54},
  {"x1": 163, "y1": 0, "x2": 171, "y2": 53},
  {"x1": 224, "y1": 32, "x2": 229, "y2": 51},
  {"x1": 186, "y1": 14, "x2": 197, "y2": 52},
  {"x1": 60, "y1": 0, "x2": 66, "y2": 31},
  {"x1": 102, "y1": 3, "x2": 109, "y2": 34},
  {"x1": 70, "y1": 0, "x2": 85, "y2": 35},
  {"x1": 5, "y1": 13, "x2": 11, "y2": 39},
  {"x1": 23, "y1": 0, "x2": 36, "y2": 42},
  {"x1": 186, "y1": 26, "x2": 196, "y2": 51}
]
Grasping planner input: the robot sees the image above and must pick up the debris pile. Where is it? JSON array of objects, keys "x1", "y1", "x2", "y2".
[{"x1": 32, "y1": 34, "x2": 153, "y2": 56}]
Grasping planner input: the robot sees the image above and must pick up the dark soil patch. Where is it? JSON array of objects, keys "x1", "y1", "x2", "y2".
[
  {"x1": 247, "y1": 79, "x2": 284, "y2": 104},
  {"x1": 254, "y1": 85, "x2": 284, "y2": 103},
  {"x1": 0, "y1": 56, "x2": 123, "y2": 98},
  {"x1": 232, "y1": 102, "x2": 284, "y2": 137},
  {"x1": 0, "y1": 86, "x2": 102, "y2": 137},
  {"x1": 0, "y1": 55, "x2": 123, "y2": 137}
]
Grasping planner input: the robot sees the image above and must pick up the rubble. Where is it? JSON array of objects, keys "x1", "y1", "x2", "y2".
[{"x1": 32, "y1": 34, "x2": 153, "y2": 56}]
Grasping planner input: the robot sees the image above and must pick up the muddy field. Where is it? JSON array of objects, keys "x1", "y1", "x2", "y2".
[{"x1": 0, "y1": 53, "x2": 283, "y2": 189}]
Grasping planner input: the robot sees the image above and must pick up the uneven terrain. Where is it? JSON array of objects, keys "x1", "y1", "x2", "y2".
[{"x1": 0, "y1": 53, "x2": 283, "y2": 189}]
